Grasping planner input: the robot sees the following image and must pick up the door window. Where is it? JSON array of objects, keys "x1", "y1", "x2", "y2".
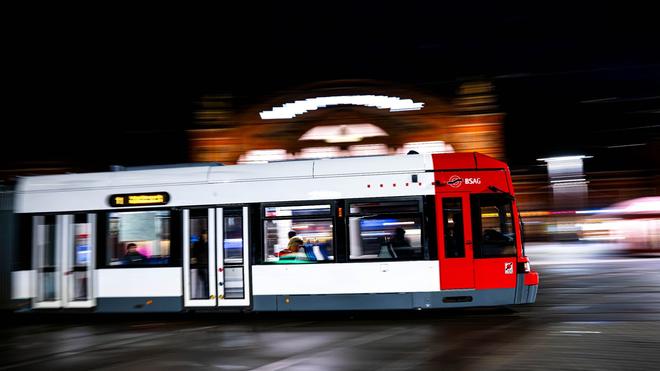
[
  {"x1": 71, "y1": 214, "x2": 91, "y2": 301},
  {"x1": 442, "y1": 198, "x2": 465, "y2": 258},
  {"x1": 36, "y1": 215, "x2": 57, "y2": 301},
  {"x1": 189, "y1": 209, "x2": 209, "y2": 300}
]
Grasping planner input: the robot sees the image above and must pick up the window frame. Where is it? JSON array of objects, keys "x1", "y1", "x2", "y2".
[{"x1": 346, "y1": 196, "x2": 427, "y2": 262}]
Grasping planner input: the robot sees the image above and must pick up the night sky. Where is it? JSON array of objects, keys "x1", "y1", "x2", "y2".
[{"x1": 4, "y1": 4, "x2": 659, "y2": 177}]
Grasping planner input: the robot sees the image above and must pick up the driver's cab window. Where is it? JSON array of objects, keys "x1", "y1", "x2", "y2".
[{"x1": 471, "y1": 194, "x2": 516, "y2": 258}]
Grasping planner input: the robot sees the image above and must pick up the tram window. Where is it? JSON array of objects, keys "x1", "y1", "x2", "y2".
[
  {"x1": 224, "y1": 215, "x2": 243, "y2": 264},
  {"x1": 348, "y1": 200, "x2": 423, "y2": 260},
  {"x1": 471, "y1": 195, "x2": 517, "y2": 258},
  {"x1": 106, "y1": 210, "x2": 172, "y2": 266},
  {"x1": 263, "y1": 204, "x2": 334, "y2": 263},
  {"x1": 442, "y1": 198, "x2": 465, "y2": 258}
]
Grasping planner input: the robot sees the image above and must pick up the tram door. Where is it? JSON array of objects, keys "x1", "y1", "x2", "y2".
[
  {"x1": 438, "y1": 194, "x2": 475, "y2": 289},
  {"x1": 32, "y1": 214, "x2": 96, "y2": 309},
  {"x1": 183, "y1": 207, "x2": 251, "y2": 308}
]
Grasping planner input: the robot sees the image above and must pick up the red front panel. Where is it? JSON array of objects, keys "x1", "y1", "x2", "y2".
[
  {"x1": 433, "y1": 152, "x2": 522, "y2": 291},
  {"x1": 474, "y1": 258, "x2": 517, "y2": 289},
  {"x1": 440, "y1": 254, "x2": 475, "y2": 289}
]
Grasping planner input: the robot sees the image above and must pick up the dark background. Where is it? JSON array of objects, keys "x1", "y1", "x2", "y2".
[{"x1": 4, "y1": 4, "x2": 659, "y2": 174}]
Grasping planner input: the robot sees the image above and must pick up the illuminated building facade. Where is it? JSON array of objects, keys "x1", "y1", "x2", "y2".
[{"x1": 189, "y1": 80, "x2": 505, "y2": 164}]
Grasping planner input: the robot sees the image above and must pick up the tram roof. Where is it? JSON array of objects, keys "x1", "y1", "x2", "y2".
[
  {"x1": 16, "y1": 153, "x2": 432, "y2": 193},
  {"x1": 15, "y1": 152, "x2": 506, "y2": 193}
]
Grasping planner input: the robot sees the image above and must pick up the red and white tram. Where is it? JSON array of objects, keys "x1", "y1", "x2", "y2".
[{"x1": 10, "y1": 152, "x2": 538, "y2": 312}]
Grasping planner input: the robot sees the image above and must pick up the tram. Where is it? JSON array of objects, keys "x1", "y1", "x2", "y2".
[{"x1": 10, "y1": 152, "x2": 538, "y2": 312}]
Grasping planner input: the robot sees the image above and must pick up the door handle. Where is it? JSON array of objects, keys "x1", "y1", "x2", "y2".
[{"x1": 218, "y1": 282, "x2": 223, "y2": 286}]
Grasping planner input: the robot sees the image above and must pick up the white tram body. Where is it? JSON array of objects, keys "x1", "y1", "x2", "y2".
[{"x1": 11, "y1": 153, "x2": 538, "y2": 312}]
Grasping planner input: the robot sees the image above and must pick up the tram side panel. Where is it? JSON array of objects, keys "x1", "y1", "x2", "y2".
[{"x1": 9, "y1": 153, "x2": 537, "y2": 312}]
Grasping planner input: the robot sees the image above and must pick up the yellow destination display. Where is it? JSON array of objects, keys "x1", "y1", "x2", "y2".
[{"x1": 109, "y1": 192, "x2": 170, "y2": 207}]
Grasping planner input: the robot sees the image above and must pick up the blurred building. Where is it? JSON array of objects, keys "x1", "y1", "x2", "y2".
[
  {"x1": 188, "y1": 80, "x2": 505, "y2": 164},
  {"x1": 2, "y1": 78, "x2": 654, "y2": 244},
  {"x1": 511, "y1": 170, "x2": 659, "y2": 241}
]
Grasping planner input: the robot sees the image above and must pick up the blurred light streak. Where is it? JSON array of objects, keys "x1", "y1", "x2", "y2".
[
  {"x1": 398, "y1": 141, "x2": 454, "y2": 154},
  {"x1": 298, "y1": 147, "x2": 341, "y2": 159},
  {"x1": 259, "y1": 95, "x2": 425, "y2": 119},
  {"x1": 238, "y1": 149, "x2": 290, "y2": 164},
  {"x1": 237, "y1": 141, "x2": 454, "y2": 164},
  {"x1": 550, "y1": 210, "x2": 577, "y2": 215},
  {"x1": 382, "y1": 221, "x2": 415, "y2": 226},
  {"x1": 551, "y1": 178, "x2": 587, "y2": 183},
  {"x1": 623, "y1": 199, "x2": 660, "y2": 213},
  {"x1": 576, "y1": 209, "x2": 624, "y2": 214},
  {"x1": 552, "y1": 182, "x2": 589, "y2": 189},
  {"x1": 348, "y1": 144, "x2": 389, "y2": 156},
  {"x1": 537, "y1": 155, "x2": 592, "y2": 162},
  {"x1": 579, "y1": 236, "x2": 625, "y2": 241},
  {"x1": 607, "y1": 143, "x2": 646, "y2": 148},
  {"x1": 299, "y1": 124, "x2": 388, "y2": 143},
  {"x1": 559, "y1": 331, "x2": 602, "y2": 334},
  {"x1": 520, "y1": 211, "x2": 551, "y2": 217}
]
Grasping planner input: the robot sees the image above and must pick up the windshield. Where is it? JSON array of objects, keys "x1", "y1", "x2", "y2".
[{"x1": 471, "y1": 194, "x2": 517, "y2": 258}]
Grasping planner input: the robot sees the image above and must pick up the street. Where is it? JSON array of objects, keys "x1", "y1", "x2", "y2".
[{"x1": 2, "y1": 242, "x2": 660, "y2": 370}]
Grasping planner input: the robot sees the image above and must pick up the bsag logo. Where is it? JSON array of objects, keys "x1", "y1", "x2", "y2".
[
  {"x1": 465, "y1": 177, "x2": 482, "y2": 185},
  {"x1": 447, "y1": 175, "x2": 462, "y2": 188}
]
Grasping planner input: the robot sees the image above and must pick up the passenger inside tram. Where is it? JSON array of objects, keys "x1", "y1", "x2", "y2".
[
  {"x1": 123, "y1": 243, "x2": 146, "y2": 264},
  {"x1": 277, "y1": 236, "x2": 306, "y2": 260}
]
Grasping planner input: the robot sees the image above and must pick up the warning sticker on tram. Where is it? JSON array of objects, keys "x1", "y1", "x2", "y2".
[
  {"x1": 109, "y1": 192, "x2": 170, "y2": 207},
  {"x1": 504, "y1": 262, "x2": 514, "y2": 274}
]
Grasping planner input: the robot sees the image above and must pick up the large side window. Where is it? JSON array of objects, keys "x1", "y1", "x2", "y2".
[
  {"x1": 263, "y1": 204, "x2": 334, "y2": 263},
  {"x1": 106, "y1": 210, "x2": 174, "y2": 266},
  {"x1": 471, "y1": 194, "x2": 517, "y2": 258},
  {"x1": 349, "y1": 200, "x2": 423, "y2": 261}
]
